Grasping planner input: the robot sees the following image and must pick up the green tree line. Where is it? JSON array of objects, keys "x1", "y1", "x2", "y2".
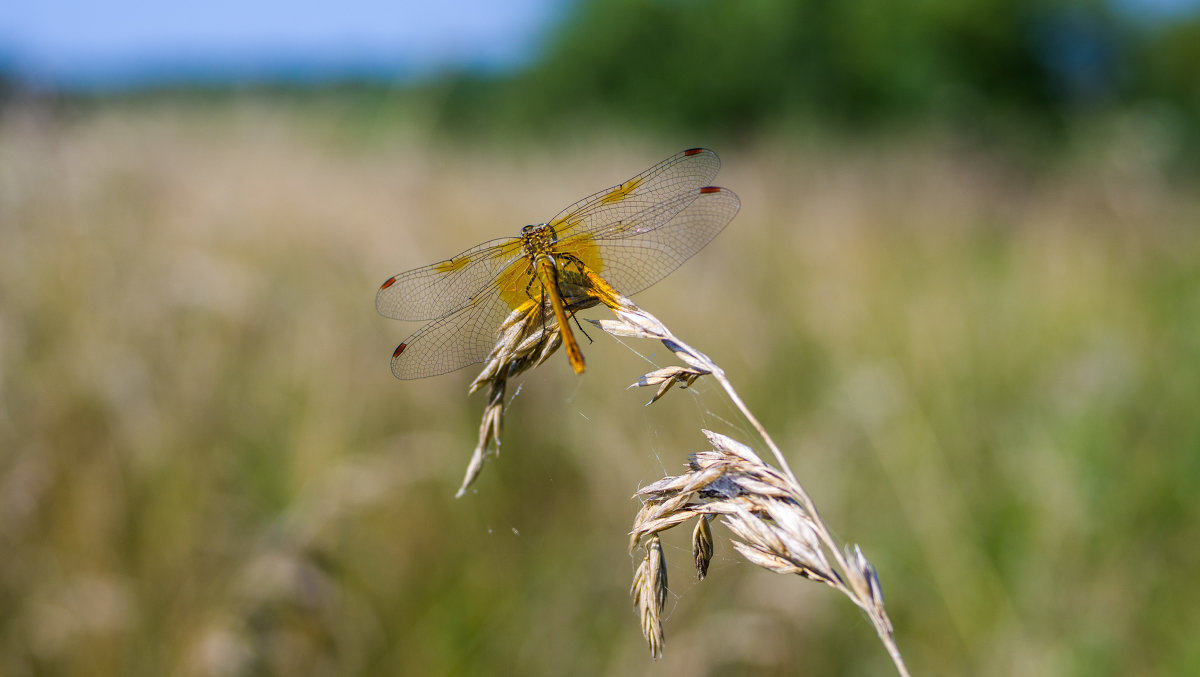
[{"x1": 433, "y1": 0, "x2": 1200, "y2": 139}]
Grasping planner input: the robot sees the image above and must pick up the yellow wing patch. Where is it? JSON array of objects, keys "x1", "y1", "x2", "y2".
[
  {"x1": 555, "y1": 233, "x2": 604, "y2": 274},
  {"x1": 435, "y1": 257, "x2": 472, "y2": 273},
  {"x1": 495, "y1": 260, "x2": 536, "y2": 310},
  {"x1": 600, "y1": 177, "x2": 642, "y2": 204}
]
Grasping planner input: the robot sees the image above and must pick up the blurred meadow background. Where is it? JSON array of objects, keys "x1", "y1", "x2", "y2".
[{"x1": 4, "y1": 1, "x2": 1200, "y2": 675}]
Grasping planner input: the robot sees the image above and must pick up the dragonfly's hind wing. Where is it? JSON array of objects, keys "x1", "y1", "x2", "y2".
[
  {"x1": 388, "y1": 292, "x2": 524, "y2": 379},
  {"x1": 575, "y1": 185, "x2": 740, "y2": 297}
]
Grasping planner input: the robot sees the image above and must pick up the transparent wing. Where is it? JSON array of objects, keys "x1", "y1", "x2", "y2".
[
  {"x1": 389, "y1": 292, "x2": 525, "y2": 379},
  {"x1": 582, "y1": 186, "x2": 740, "y2": 296},
  {"x1": 376, "y1": 237, "x2": 523, "y2": 321},
  {"x1": 548, "y1": 148, "x2": 722, "y2": 238},
  {"x1": 380, "y1": 148, "x2": 738, "y2": 379}
]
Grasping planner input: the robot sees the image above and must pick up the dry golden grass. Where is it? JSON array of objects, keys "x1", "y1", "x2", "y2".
[
  {"x1": 3, "y1": 99, "x2": 1200, "y2": 675},
  {"x1": 589, "y1": 289, "x2": 904, "y2": 670}
]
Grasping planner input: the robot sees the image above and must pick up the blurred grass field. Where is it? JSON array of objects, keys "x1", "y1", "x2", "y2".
[{"x1": 2, "y1": 99, "x2": 1200, "y2": 676}]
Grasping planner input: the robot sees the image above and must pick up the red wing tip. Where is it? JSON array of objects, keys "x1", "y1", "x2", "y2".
[
  {"x1": 683, "y1": 148, "x2": 705, "y2": 156},
  {"x1": 699, "y1": 186, "x2": 722, "y2": 194},
  {"x1": 380, "y1": 276, "x2": 397, "y2": 290},
  {"x1": 392, "y1": 343, "x2": 407, "y2": 358}
]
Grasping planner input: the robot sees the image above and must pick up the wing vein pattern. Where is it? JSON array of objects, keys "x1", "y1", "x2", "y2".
[{"x1": 377, "y1": 148, "x2": 739, "y2": 379}]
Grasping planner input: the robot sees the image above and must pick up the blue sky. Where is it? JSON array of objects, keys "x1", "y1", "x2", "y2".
[
  {"x1": 0, "y1": 0, "x2": 568, "y2": 88},
  {"x1": 3, "y1": 0, "x2": 1197, "y2": 90}
]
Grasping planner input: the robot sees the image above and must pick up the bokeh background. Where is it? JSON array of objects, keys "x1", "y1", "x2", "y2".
[{"x1": 4, "y1": 1, "x2": 1200, "y2": 675}]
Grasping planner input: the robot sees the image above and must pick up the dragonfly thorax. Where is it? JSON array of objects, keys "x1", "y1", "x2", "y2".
[{"x1": 520, "y1": 223, "x2": 558, "y2": 259}]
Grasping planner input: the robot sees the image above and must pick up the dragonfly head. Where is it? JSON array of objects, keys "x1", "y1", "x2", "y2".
[
  {"x1": 520, "y1": 223, "x2": 560, "y2": 262},
  {"x1": 521, "y1": 223, "x2": 558, "y2": 248},
  {"x1": 522, "y1": 223, "x2": 556, "y2": 240}
]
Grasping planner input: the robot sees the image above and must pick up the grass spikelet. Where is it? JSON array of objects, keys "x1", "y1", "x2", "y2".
[
  {"x1": 457, "y1": 288, "x2": 597, "y2": 495},
  {"x1": 605, "y1": 294, "x2": 911, "y2": 675},
  {"x1": 692, "y1": 515, "x2": 714, "y2": 580},
  {"x1": 630, "y1": 534, "x2": 668, "y2": 660}
]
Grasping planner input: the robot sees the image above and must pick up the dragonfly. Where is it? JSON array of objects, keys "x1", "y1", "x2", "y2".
[{"x1": 376, "y1": 148, "x2": 740, "y2": 379}]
